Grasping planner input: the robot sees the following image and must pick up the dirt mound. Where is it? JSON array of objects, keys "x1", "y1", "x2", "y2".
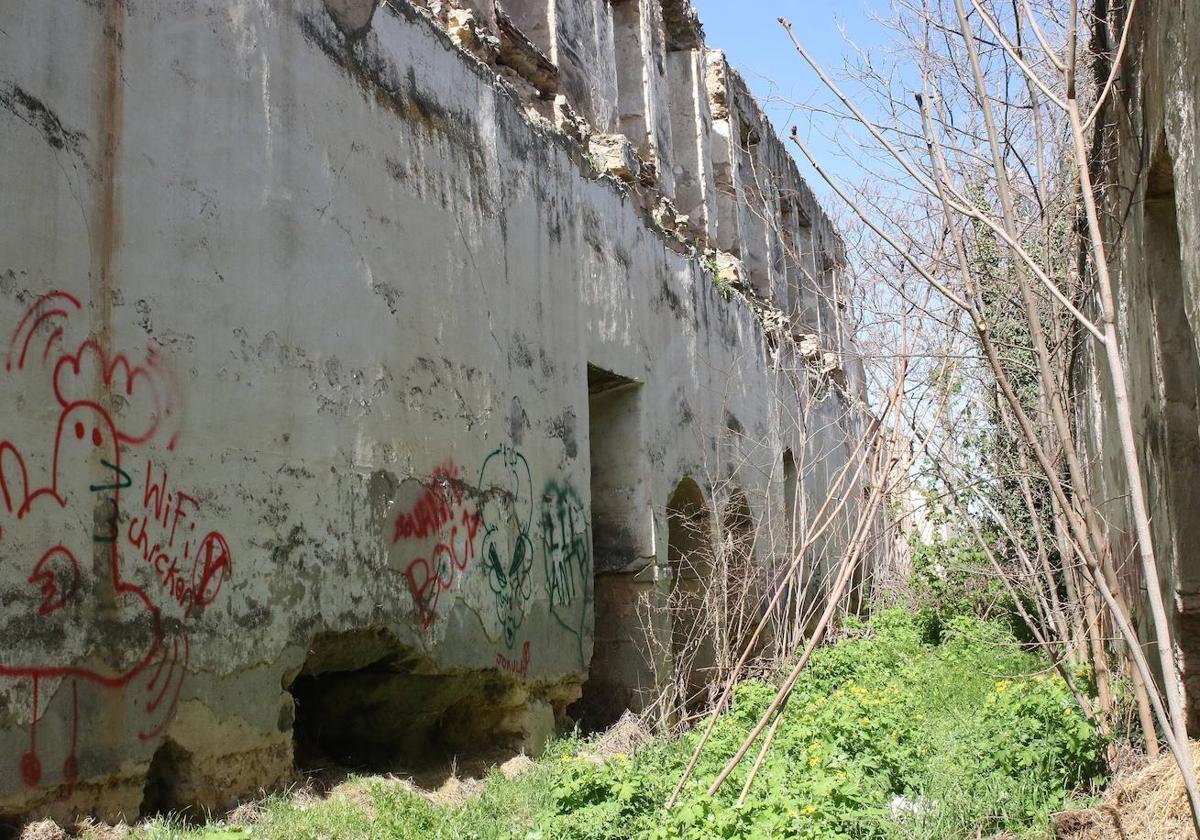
[
  {"x1": 19, "y1": 820, "x2": 65, "y2": 840},
  {"x1": 590, "y1": 710, "x2": 653, "y2": 760},
  {"x1": 1055, "y1": 742, "x2": 1200, "y2": 839}
]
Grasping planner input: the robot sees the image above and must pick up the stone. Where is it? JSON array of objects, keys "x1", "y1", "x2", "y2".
[
  {"x1": 495, "y1": 3, "x2": 559, "y2": 96},
  {"x1": 714, "y1": 251, "x2": 746, "y2": 289},
  {"x1": 446, "y1": 7, "x2": 499, "y2": 61},
  {"x1": 589, "y1": 133, "x2": 642, "y2": 182},
  {"x1": 553, "y1": 95, "x2": 590, "y2": 145}
]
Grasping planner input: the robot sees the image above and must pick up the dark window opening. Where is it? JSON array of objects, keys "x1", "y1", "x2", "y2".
[
  {"x1": 141, "y1": 738, "x2": 196, "y2": 819},
  {"x1": 738, "y1": 121, "x2": 761, "y2": 151},
  {"x1": 572, "y1": 366, "x2": 654, "y2": 732},
  {"x1": 586, "y1": 365, "x2": 645, "y2": 573}
]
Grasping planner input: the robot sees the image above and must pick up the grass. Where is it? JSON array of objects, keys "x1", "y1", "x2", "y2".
[
  {"x1": 119, "y1": 610, "x2": 1105, "y2": 840},
  {"x1": 126, "y1": 758, "x2": 563, "y2": 840}
]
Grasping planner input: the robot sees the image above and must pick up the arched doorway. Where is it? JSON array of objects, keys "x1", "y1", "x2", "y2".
[
  {"x1": 667, "y1": 478, "x2": 712, "y2": 715},
  {"x1": 778, "y1": 450, "x2": 803, "y2": 649},
  {"x1": 717, "y1": 490, "x2": 761, "y2": 677}
]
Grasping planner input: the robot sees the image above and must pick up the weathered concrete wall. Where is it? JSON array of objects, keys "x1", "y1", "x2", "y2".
[
  {"x1": 0, "y1": 0, "x2": 870, "y2": 824},
  {"x1": 1076, "y1": 0, "x2": 1200, "y2": 730}
]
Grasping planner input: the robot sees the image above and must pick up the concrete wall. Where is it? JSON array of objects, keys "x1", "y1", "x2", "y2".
[
  {"x1": 1075, "y1": 0, "x2": 1200, "y2": 731},
  {"x1": 0, "y1": 0, "x2": 871, "y2": 824}
]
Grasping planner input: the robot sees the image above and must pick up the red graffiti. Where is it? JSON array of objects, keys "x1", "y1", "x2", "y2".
[
  {"x1": 392, "y1": 464, "x2": 464, "y2": 542},
  {"x1": 27, "y1": 546, "x2": 80, "y2": 616},
  {"x1": 5, "y1": 290, "x2": 81, "y2": 374},
  {"x1": 391, "y1": 465, "x2": 482, "y2": 630},
  {"x1": 404, "y1": 506, "x2": 482, "y2": 630},
  {"x1": 127, "y1": 461, "x2": 231, "y2": 617},
  {"x1": 192, "y1": 532, "x2": 233, "y2": 614},
  {"x1": 496, "y1": 641, "x2": 531, "y2": 679},
  {"x1": 0, "y1": 291, "x2": 231, "y2": 791}
]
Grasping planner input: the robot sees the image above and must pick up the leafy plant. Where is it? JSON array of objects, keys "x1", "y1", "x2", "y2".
[
  {"x1": 126, "y1": 611, "x2": 1103, "y2": 840},
  {"x1": 529, "y1": 609, "x2": 1104, "y2": 839},
  {"x1": 907, "y1": 531, "x2": 1017, "y2": 643}
]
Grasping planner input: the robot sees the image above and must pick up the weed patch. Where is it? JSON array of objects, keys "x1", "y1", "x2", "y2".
[{"x1": 123, "y1": 610, "x2": 1103, "y2": 840}]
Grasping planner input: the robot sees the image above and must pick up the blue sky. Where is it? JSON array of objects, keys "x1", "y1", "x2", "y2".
[{"x1": 690, "y1": 0, "x2": 896, "y2": 189}]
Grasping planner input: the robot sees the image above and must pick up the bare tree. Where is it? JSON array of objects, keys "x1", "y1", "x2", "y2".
[{"x1": 751, "y1": 0, "x2": 1200, "y2": 828}]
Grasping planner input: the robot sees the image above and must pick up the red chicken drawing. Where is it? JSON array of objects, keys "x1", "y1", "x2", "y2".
[{"x1": 0, "y1": 291, "x2": 195, "y2": 789}]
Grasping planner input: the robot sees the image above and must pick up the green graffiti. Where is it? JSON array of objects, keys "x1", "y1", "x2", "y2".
[
  {"x1": 479, "y1": 444, "x2": 535, "y2": 647},
  {"x1": 541, "y1": 481, "x2": 591, "y2": 667}
]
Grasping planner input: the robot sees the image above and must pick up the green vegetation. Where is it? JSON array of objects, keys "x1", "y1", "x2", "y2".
[
  {"x1": 703, "y1": 254, "x2": 734, "y2": 300},
  {"x1": 906, "y1": 531, "x2": 1016, "y2": 639},
  {"x1": 128, "y1": 609, "x2": 1103, "y2": 840},
  {"x1": 539, "y1": 611, "x2": 1103, "y2": 840}
]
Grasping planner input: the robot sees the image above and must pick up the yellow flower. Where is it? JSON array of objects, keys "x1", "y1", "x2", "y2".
[
  {"x1": 860, "y1": 717, "x2": 870, "y2": 725},
  {"x1": 561, "y1": 756, "x2": 572, "y2": 763},
  {"x1": 808, "y1": 757, "x2": 821, "y2": 768},
  {"x1": 915, "y1": 714, "x2": 925, "y2": 722},
  {"x1": 615, "y1": 753, "x2": 628, "y2": 760},
  {"x1": 802, "y1": 805, "x2": 817, "y2": 815}
]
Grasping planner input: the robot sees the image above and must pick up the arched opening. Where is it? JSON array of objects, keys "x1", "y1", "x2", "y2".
[
  {"x1": 718, "y1": 490, "x2": 762, "y2": 671},
  {"x1": 288, "y1": 629, "x2": 543, "y2": 782},
  {"x1": 667, "y1": 483, "x2": 763, "y2": 716},
  {"x1": 783, "y1": 450, "x2": 799, "y2": 555},
  {"x1": 667, "y1": 478, "x2": 712, "y2": 714},
  {"x1": 1143, "y1": 141, "x2": 1200, "y2": 732},
  {"x1": 140, "y1": 738, "x2": 195, "y2": 819},
  {"x1": 776, "y1": 450, "x2": 803, "y2": 651}
]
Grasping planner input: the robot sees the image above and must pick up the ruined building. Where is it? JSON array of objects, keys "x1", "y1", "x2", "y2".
[
  {"x1": 1075, "y1": 0, "x2": 1200, "y2": 729},
  {"x1": 0, "y1": 0, "x2": 871, "y2": 823}
]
